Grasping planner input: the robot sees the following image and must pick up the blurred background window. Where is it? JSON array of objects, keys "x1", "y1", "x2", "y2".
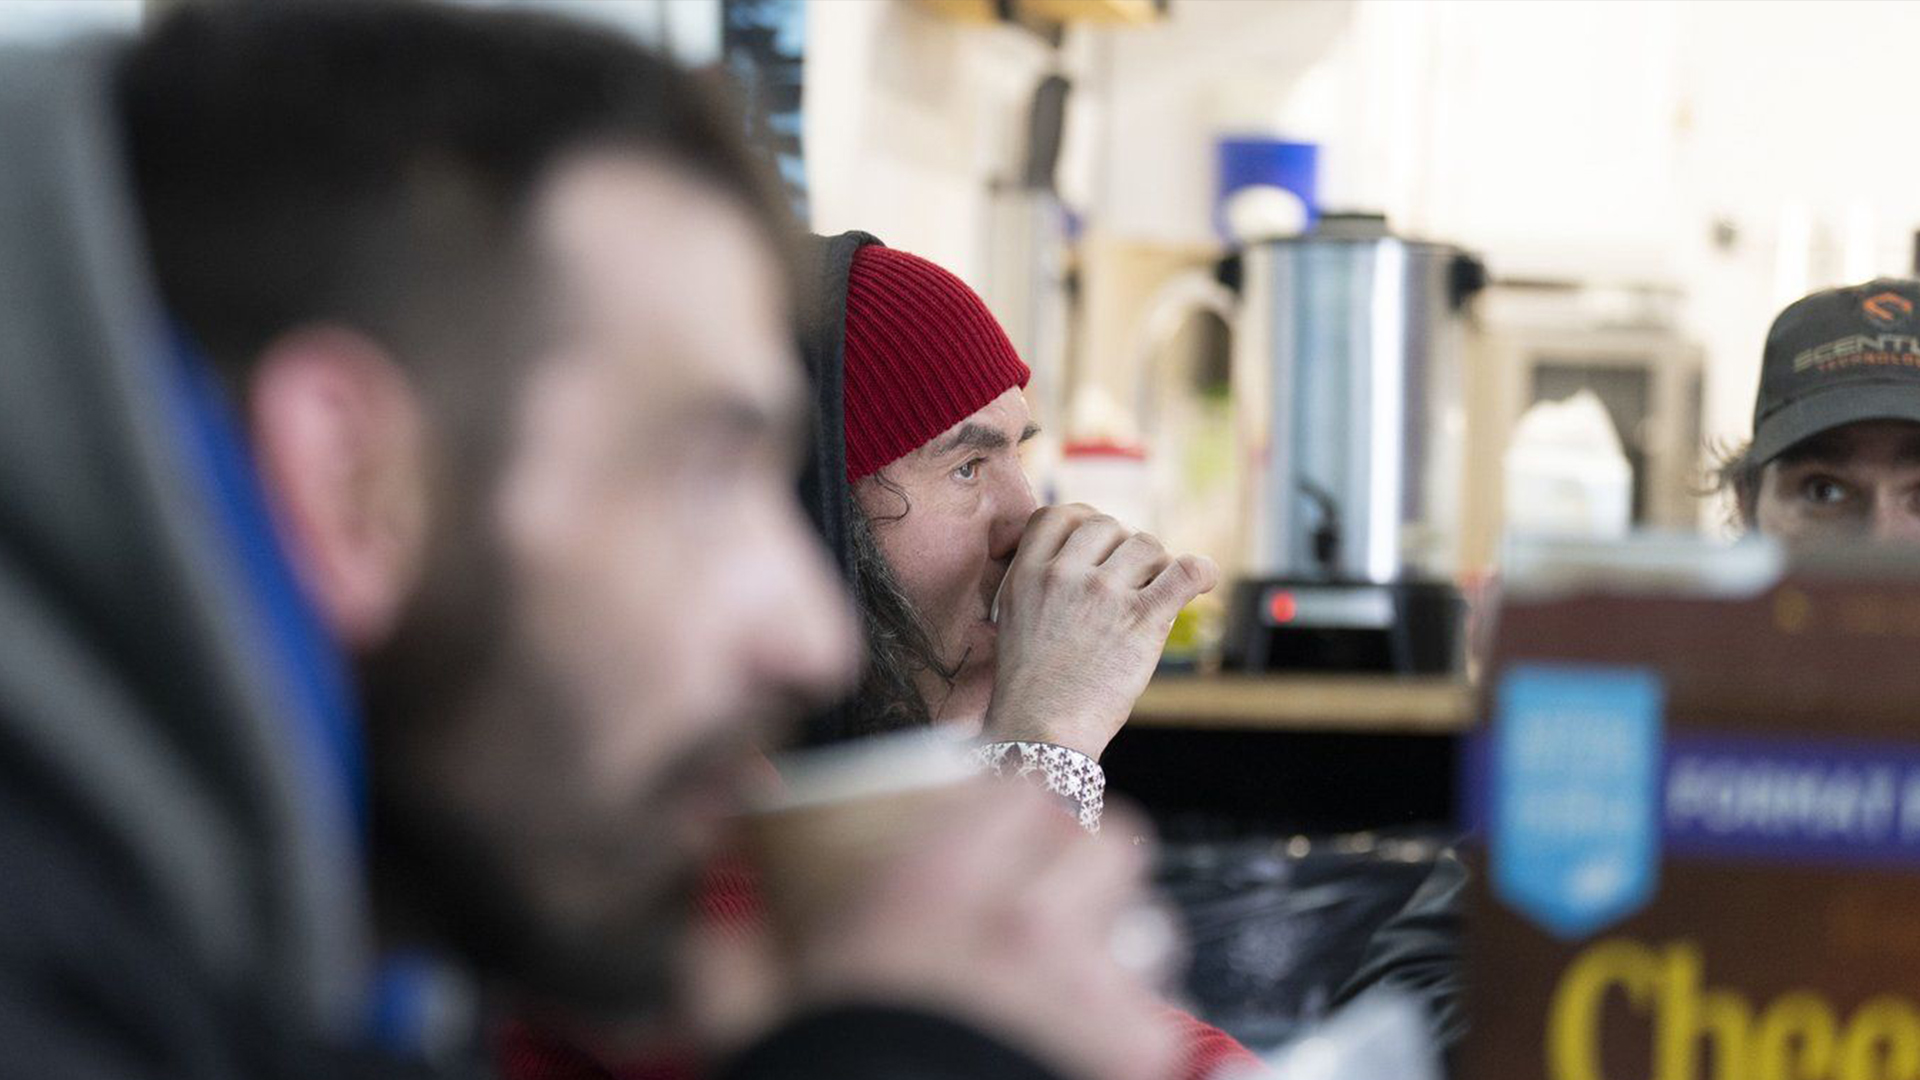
[
  {"x1": 446, "y1": 0, "x2": 720, "y2": 64},
  {"x1": 0, "y1": 0, "x2": 139, "y2": 42}
]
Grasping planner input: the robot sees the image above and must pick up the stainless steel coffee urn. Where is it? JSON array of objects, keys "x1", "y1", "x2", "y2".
[{"x1": 1224, "y1": 214, "x2": 1484, "y2": 673}]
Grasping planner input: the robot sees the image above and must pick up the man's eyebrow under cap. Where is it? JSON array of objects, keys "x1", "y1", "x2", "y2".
[{"x1": 930, "y1": 420, "x2": 1040, "y2": 455}]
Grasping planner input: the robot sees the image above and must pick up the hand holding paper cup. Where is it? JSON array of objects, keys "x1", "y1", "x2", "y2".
[
  {"x1": 741, "y1": 731, "x2": 1185, "y2": 1080},
  {"x1": 743, "y1": 731, "x2": 982, "y2": 941}
]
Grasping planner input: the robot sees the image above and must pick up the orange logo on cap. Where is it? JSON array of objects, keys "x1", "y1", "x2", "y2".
[{"x1": 1863, "y1": 291, "x2": 1914, "y2": 327}]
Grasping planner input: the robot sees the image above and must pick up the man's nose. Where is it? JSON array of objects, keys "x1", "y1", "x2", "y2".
[{"x1": 987, "y1": 467, "x2": 1040, "y2": 561}]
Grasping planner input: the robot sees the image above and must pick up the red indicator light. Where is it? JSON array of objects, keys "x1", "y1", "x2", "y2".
[{"x1": 1267, "y1": 590, "x2": 1298, "y2": 624}]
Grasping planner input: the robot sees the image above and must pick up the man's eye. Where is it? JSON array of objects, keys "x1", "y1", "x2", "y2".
[
  {"x1": 1802, "y1": 476, "x2": 1849, "y2": 506},
  {"x1": 954, "y1": 457, "x2": 985, "y2": 481}
]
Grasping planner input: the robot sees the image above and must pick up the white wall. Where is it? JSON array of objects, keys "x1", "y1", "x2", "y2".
[
  {"x1": 1078, "y1": 0, "x2": 1354, "y2": 245},
  {"x1": 804, "y1": 0, "x2": 1920, "y2": 485},
  {"x1": 1668, "y1": 0, "x2": 1920, "y2": 452},
  {"x1": 804, "y1": 0, "x2": 1054, "y2": 281},
  {"x1": 800, "y1": 0, "x2": 1350, "y2": 275},
  {"x1": 1272, "y1": 0, "x2": 1920, "y2": 459},
  {"x1": 1087, "y1": 0, "x2": 1920, "y2": 462},
  {"x1": 1404, "y1": 1, "x2": 1686, "y2": 279}
]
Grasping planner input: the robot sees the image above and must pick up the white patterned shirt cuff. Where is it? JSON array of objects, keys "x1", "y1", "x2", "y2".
[{"x1": 967, "y1": 741, "x2": 1106, "y2": 833}]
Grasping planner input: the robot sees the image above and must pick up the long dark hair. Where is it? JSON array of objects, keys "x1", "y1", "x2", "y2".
[{"x1": 841, "y1": 474, "x2": 958, "y2": 738}]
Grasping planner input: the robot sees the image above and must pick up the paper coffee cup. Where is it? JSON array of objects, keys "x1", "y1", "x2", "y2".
[{"x1": 743, "y1": 730, "x2": 980, "y2": 939}]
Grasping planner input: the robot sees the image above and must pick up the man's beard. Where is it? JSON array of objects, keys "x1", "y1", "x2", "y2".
[
  {"x1": 365, "y1": 669, "x2": 704, "y2": 1015},
  {"x1": 360, "y1": 517, "x2": 711, "y2": 1016}
]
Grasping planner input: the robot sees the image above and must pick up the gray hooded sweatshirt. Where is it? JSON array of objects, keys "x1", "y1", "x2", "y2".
[{"x1": 0, "y1": 40, "x2": 403, "y2": 1078}]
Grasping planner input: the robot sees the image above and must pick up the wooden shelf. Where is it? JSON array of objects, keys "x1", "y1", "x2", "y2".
[{"x1": 1129, "y1": 673, "x2": 1476, "y2": 734}]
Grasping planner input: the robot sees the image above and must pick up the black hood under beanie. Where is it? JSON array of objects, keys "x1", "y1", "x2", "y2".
[{"x1": 792, "y1": 230, "x2": 881, "y2": 747}]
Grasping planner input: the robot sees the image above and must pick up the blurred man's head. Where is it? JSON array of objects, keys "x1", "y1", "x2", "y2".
[
  {"x1": 839, "y1": 245, "x2": 1036, "y2": 730},
  {"x1": 1723, "y1": 279, "x2": 1920, "y2": 546},
  {"x1": 119, "y1": 3, "x2": 858, "y2": 1011}
]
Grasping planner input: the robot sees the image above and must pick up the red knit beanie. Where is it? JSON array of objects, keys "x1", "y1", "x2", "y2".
[{"x1": 842, "y1": 244, "x2": 1031, "y2": 483}]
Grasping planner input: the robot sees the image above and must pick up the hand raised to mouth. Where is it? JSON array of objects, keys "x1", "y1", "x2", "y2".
[
  {"x1": 982, "y1": 504, "x2": 1219, "y2": 761},
  {"x1": 784, "y1": 783, "x2": 1185, "y2": 1080}
]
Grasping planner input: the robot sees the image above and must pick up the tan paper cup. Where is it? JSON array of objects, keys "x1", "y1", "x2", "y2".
[{"x1": 743, "y1": 731, "x2": 980, "y2": 940}]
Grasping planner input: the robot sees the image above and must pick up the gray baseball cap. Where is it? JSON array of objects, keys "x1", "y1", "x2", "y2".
[{"x1": 1750, "y1": 278, "x2": 1920, "y2": 465}]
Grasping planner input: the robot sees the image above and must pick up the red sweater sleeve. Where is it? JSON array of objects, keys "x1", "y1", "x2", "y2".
[{"x1": 1165, "y1": 1006, "x2": 1267, "y2": 1080}]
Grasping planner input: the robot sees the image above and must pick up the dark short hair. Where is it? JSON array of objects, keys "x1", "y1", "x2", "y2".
[
  {"x1": 1704, "y1": 438, "x2": 1763, "y2": 532},
  {"x1": 117, "y1": 1, "x2": 791, "y2": 393}
]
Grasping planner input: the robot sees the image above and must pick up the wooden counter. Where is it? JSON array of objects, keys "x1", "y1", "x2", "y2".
[{"x1": 1129, "y1": 672, "x2": 1477, "y2": 734}]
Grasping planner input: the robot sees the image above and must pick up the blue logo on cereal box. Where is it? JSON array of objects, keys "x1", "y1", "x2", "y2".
[{"x1": 1491, "y1": 665, "x2": 1663, "y2": 939}]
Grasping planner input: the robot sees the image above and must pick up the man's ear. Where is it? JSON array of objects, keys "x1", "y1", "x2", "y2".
[{"x1": 247, "y1": 327, "x2": 429, "y2": 651}]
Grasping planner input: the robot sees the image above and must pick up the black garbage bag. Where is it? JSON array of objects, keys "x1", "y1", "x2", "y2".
[{"x1": 1158, "y1": 829, "x2": 1449, "y2": 1052}]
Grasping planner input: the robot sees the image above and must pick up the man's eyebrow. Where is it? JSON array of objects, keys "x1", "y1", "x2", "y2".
[
  {"x1": 1019, "y1": 423, "x2": 1041, "y2": 444},
  {"x1": 932, "y1": 421, "x2": 1010, "y2": 456}
]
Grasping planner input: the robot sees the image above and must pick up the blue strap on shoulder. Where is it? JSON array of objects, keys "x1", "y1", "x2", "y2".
[
  {"x1": 161, "y1": 328, "x2": 369, "y2": 845},
  {"x1": 163, "y1": 330, "x2": 483, "y2": 1054}
]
